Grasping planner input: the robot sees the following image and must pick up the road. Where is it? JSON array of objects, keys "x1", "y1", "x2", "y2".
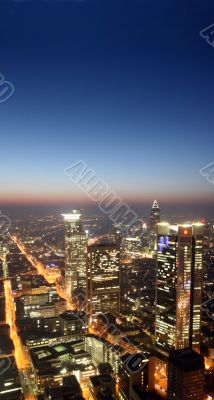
[
  {"x1": 12, "y1": 236, "x2": 75, "y2": 310},
  {"x1": 11, "y1": 236, "x2": 89, "y2": 398},
  {"x1": 4, "y1": 278, "x2": 36, "y2": 400},
  {"x1": 13, "y1": 237, "x2": 56, "y2": 283},
  {"x1": 13, "y1": 234, "x2": 145, "y2": 358}
]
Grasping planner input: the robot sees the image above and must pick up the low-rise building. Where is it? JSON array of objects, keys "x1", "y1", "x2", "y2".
[{"x1": 29, "y1": 340, "x2": 95, "y2": 393}]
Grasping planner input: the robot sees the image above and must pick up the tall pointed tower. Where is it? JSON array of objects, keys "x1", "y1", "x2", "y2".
[{"x1": 149, "y1": 200, "x2": 160, "y2": 251}]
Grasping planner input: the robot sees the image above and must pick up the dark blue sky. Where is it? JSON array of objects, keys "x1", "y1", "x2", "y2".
[{"x1": 1, "y1": 0, "x2": 214, "y2": 215}]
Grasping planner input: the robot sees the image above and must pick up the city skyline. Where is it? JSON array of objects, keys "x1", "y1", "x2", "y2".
[
  {"x1": 0, "y1": 2, "x2": 213, "y2": 399},
  {"x1": 1, "y1": 0, "x2": 214, "y2": 211},
  {"x1": 1, "y1": 206, "x2": 212, "y2": 399}
]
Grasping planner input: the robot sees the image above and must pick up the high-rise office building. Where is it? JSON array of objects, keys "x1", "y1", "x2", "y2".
[
  {"x1": 87, "y1": 243, "x2": 120, "y2": 319},
  {"x1": 168, "y1": 348, "x2": 204, "y2": 400},
  {"x1": 120, "y1": 258, "x2": 156, "y2": 335},
  {"x1": 117, "y1": 353, "x2": 148, "y2": 400},
  {"x1": 149, "y1": 200, "x2": 160, "y2": 251},
  {"x1": 62, "y1": 211, "x2": 87, "y2": 298},
  {"x1": 155, "y1": 223, "x2": 204, "y2": 352},
  {"x1": 121, "y1": 236, "x2": 143, "y2": 259}
]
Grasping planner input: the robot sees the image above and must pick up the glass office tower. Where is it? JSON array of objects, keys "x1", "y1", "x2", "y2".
[
  {"x1": 62, "y1": 211, "x2": 87, "y2": 298},
  {"x1": 155, "y1": 223, "x2": 204, "y2": 352},
  {"x1": 87, "y1": 243, "x2": 120, "y2": 319}
]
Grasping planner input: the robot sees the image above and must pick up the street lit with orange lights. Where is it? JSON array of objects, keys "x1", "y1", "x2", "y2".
[
  {"x1": 12, "y1": 236, "x2": 148, "y2": 362},
  {"x1": 12, "y1": 236, "x2": 56, "y2": 284},
  {"x1": 7, "y1": 234, "x2": 213, "y2": 400},
  {"x1": 4, "y1": 277, "x2": 36, "y2": 400},
  {"x1": 12, "y1": 235, "x2": 75, "y2": 310},
  {"x1": 4, "y1": 236, "x2": 91, "y2": 399}
]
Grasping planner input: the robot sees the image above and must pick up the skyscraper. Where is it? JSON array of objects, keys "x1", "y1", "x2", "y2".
[
  {"x1": 155, "y1": 223, "x2": 204, "y2": 353},
  {"x1": 62, "y1": 211, "x2": 87, "y2": 299},
  {"x1": 87, "y1": 243, "x2": 120, "y2": 319},
  {"x1": 149, "y1": 200, "x2": 160, "y2": 251},
  {"x1": 168, "y1": 348, "x2": 204, "y2": 400}
]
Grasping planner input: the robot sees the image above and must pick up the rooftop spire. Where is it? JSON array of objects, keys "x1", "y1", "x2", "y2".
[{"x1": 152, "y1": 200, "x2": 159, "y2": 209}]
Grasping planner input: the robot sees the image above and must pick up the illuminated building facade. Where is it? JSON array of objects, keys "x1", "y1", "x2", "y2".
[
  {"x1": 149, "y1": 200, "x2": 160, "y2": 251},
  {"x1": 117, "y1": 353, "x2": 148, "y2": 400},
  {"x1": 148, "y1": 355, "x2": 168, "y2": 398},
  {"x1": 87, "y1": 244, "x2": 120, "y2": 319},
  {"x1": 121, "y1": 236, "x2": 143, "y2": 259},
  {"x1": 168, "y1": 348, "x2": 204, "y2": 400},
  {"x1": 120, "y1": 258, "x2": 156, "y2": 335},
  {"x1": 155, "y1": 223, "x2": 204, "y2": 352},
  {"x1": 62, "y1": 211, "x2": 87, "y2": 298},
  {"x1": 59, "y1": 310, "x2": 86, "y2": 340}
]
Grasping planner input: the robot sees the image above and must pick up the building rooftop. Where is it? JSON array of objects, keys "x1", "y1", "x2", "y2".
[
  {"x1": 119, "y1": 352, "x2": 149, "y2": 372},
  {"x1": 85, "y1": 334, "x2": 124, "y2": 354},
  {"x1": 60, "y1": 310, "x2": 86, "y2": 322},
  {"x1": 44, "y1": 375, "x2": 83, "y2": 399},
  {"x1": 132, "y1": 385, "x2": 163, "y2": 399},
  {"x1": 29, "y1": 340, "x2": 91, "y2": 375},
  {"x1": 0, "y1": 356, "x2": 22, "y2": 399},
  {"x1": 20, "y1": 331, "x2": 58, "y2": 344},
  {"x1": 169, "y1": 348, "x2": 204, "y2": 372},
  {"x1": 30, "y1": 340, "x2": 85, "y2": 366},
  {"x1": 89, "y1": 373, "x2": 115, "y2": 388},
  {"x1": 0, "y1": 333, "x2": 14, "y2": 355}
]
